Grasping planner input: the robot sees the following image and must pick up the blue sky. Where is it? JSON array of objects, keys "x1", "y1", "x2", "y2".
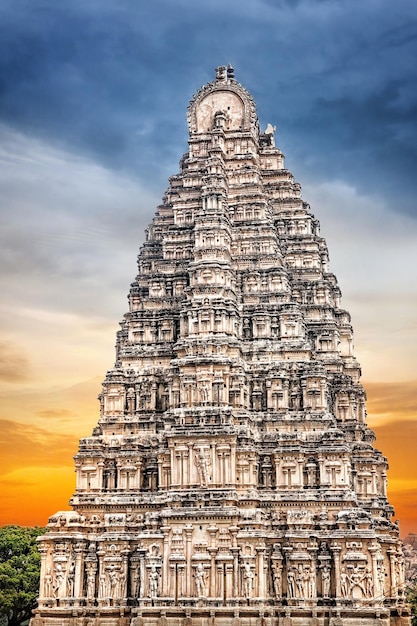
[{"x1": 1, "y1": 0, "x2": 417, "y2": 529}]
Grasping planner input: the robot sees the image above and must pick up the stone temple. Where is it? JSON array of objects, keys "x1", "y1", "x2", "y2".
[{"x1": 31, "y1": 66, "x2": 410, "y2": 625}]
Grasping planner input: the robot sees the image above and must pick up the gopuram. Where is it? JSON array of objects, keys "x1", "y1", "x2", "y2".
[{"x1": 31, "y1": 67, "x2": 410, "y2": 626}]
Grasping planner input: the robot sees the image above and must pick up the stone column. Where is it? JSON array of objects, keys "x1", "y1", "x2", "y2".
[
  {"x1": 388, "y1": 548, "x2": 397, "y2": 598},
  {"x1": 120, "y1": 548, "x2": 129, "y2": 605},
  {"x1": 331, "y1": 543, "x2": 342, "y2": 599},
  {"x1": 73, "y1": 542, "x2": 86, "y2": 603},
  {"x1": 38, "y1": 543, "x2": 49, "y2": 601},
  {"x1": 96, "y1": 547, "x2": 106, "y2": 604},
  {"x1": 369, "y1": 544, "x2": 380, "y2": 601},
  {"x1": 161, "y1": 526, "x2": 171, "y2": 597},
  {"x1": 256, "y1": 546, "x2": 266, "y2": 599},
  {"x1": 138, "y1": 548, "x2": 147, "y2": 599},
  {"x1": 184, "y1": 525, "x2": 193, "y2": 597}
]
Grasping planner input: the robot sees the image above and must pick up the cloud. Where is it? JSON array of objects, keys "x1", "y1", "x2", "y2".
[
  {"x1": 0, "y1": 419, "x2": 79, "y2": 475},
  {"x1": 366, "y1": 380, "x2": 417, "y2": 424},
  {"x1": 0, "y1": 340, "x2": 31, "y2": 382},
  {"x1": 36, "y1": 409, "x2": 74, "y2": 420},
  {"x1": 0, "y1": 0, "x2": 415, "y2": 212}
]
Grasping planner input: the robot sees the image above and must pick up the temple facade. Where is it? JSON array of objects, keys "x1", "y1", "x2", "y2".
[{"x1": 31, "y1": 67, "x2": 410, "y2": 626}]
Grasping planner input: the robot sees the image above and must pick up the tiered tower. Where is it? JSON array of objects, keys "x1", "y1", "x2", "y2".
[{"x1": 31, "y1": 67, "x2": 410, "y2": 626}]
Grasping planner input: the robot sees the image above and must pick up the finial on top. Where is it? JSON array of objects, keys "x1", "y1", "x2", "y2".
[
  {"x1": 215, "y1": 65, "x2": 235, "y2": 81},
  {"x1": 215, "y1": 66, "x2": 227, "y2": 81}
]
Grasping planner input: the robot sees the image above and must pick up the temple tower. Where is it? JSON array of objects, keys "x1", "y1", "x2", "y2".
[{"x1": 31, "y1": 67, "x2": 410, "y2": 626}]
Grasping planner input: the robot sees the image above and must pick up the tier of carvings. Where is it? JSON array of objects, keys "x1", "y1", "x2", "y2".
[{"x1": 31, "y1": 67, "x2": 410, "y2": 625}]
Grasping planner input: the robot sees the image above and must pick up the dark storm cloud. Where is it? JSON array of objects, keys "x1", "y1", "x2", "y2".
[{"x1": 0, "y1": 0, "x2": 416, "y2": 215}]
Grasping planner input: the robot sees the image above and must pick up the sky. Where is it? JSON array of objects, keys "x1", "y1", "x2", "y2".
[{"x1": 0, "y1": 0, "x2": 416, "y2": 535}]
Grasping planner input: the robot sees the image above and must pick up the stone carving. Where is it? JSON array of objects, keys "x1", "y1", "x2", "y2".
[
  {"x1": 43, "y1": 568, "x2": 53, "y2": 597},
  {"x1": 148, "y1": 565, "x2": 159, "y2": 598},
  {"x1": 271, "y1": 563, "x2": 282, "y2": 598},
  {"x1": 66, "y1": 562, "x2": 75, "y2": 596},
  {"x1": 194, "y1": 447, "x2": 211, "y2": 487},
  {"x1": 53, "y1": 563, "x2": 65, "y2": 598},
  {"x1": 287, "y1": 568, "x2": 296, "y2": 598},
  {"x1": 340, "y1": 567, "x2": 349, "y2": 598},
  {"x1": 321, "y1": 565, "x2": 331, "y2": 597},
  {"x1": 86, "y1": 564, "x2": 96, "y2": 599},
  {"x1": 242, "y1": 562, "x2": 254, "y2": 598},
  {"x1": 30, "y1": 67, "x2": 409, "y2": 626},
  {"x1": 195, "y1": 562, "x2": 207, "y2": 597}
]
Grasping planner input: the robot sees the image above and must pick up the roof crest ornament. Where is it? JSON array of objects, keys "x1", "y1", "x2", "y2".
[{"x1": 187, "y1": 65, "x2": 259, "y2": 136}]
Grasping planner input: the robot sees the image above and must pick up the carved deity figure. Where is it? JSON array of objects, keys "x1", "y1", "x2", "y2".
[
  {"x1": 306, "y1": 566, "x2": 316, "y2": 598},
  {"x1": 44, "y1": 568, "x2": 53, "y2": 597},
  {"x1": 66, "y1": 562, "x2": 75, "y2": 596},
  {"x1": 364, "y1": 567, "x2": 373, "y2": 598},
  {"x1": 53, "y1": 563, "x2": 65, "y2": 597},
  {"x1": 131, "y1": 565, "x2": 141, "y2": 598},
  {"x1": 149, "y1": 565, "x2": 159, "y2": 598},
  {"x1": 321, "y1": 565, "x2": 331, "y2": 597},
  {"x1": 242, "y1": 563, "x2": 254, "y2": 598},
  {"x1": 194, "y1": 448, "x2": 211, "y2": 487},
  {"x1": 350, "y1": 565, "x2": 365, "y2": 597},
  {"x1": 118, "y1": 567, "x2": 127, "y2": 598},
  {"x1": 287, "y1": 568, "x2": 296, "y2": 598},
  {"x1": 340, "y1": 567, "x2": 349, "y2": 598},
  {"x1": 195, "y1": 562, "x2": 207, "y2": 597},
  {"x1": 86, "y1": 566, "x2": 96, "y2": 599},
  {"x1": 108, "y1": 567, "x2": 119, "y2": 597},
  {"x1": 99, "y1": 572, "x2": 106, "y2": 598},
  {"x1": 296, "y1": 567, "x2": 304, "y2": 598},
  {"x1": 272, "y1": 564, "x2": 282, "y2": 598},
  {"x1": 377, "y1": 563, "x2": 386, "y2": 596}
]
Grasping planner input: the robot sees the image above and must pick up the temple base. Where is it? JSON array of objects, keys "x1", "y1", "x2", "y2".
[{"x1": 30, "y1": 604, "x2": 411, "y2": 626}]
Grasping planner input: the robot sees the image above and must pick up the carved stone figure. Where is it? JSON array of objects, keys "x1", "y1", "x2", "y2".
[
  {"x1": 66, "y1": 562, "x2": 75, "y2": 596},
  {"x1": 271, "y1": 564, "x2": 282, "y2": 598},
  {"x1": 108, "y1": 567, "x2": 119, "y2": 597},
  {"x1": 86, "y1": 567, "x2": 96, "y2": 599},
  {"x1": 149, "y1": 565, "x2": 159, "y2": 598},
  {"x1": 195, "y1": 563, "x2": 207, "y2": 597},
  {"x1": 340, "y1": 567, "x2": 349, "y2": 598},
  {"x1": 53, "y1": 563, "x2": 65, "y2": 597},
  {"x1": 242, "y1": 563, "x2": 254, "y2": 598},
  {"x1": 44, "y1": 568, "x2": 53, "y2": 597},
  {"x1": 99, "y1": 572, "x2": 106, "y2": 598},
  {"x1": 194, "y1": 448, "x2": 211, "y2": 487},
  {"x1": 287, "y1": 569, "x2": 296, "y2": 598},
  {"x1": 321, "y1": 565, "x2": 331, "y2": 597}
]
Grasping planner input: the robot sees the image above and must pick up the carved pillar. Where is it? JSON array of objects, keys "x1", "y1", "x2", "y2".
[
  {"x1": 184, "y1": 525, "x2": 193, "y2": 596},
  {"x1": 388, "y1": 548, "x2": 397, "y2": 598},
  {"x1": 138, "y1": 548, "x2": 146, "y2": 599},
  {"x1": 120, "y1": 548, "x2": 129, "y2": 604},
  {"x1": 38, "y1": 543, "x2": 49, "y2": 601},
  {"x1": 130, "y1": 550, "x2": 141, "y2": 600},
  {"x1": 161, "y1": 526, "x2": 171, "y2": 596},
  {"x1": 256, "y1": 546, "x2": 266, "y2": 599},
  {"x1": 72, "y1": 541, "x2": 86, "y2": 603},
  {"x1": 369, "y1": 544, "x2": 380, "y2": 600},
  {"x1": 331, "y1": 543, "x2": 342, "y2": 599}
]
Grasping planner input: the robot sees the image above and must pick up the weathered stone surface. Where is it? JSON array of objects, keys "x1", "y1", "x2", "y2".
[{"x1": 30, "y1": 67, "x2": 410, "y2": 625}]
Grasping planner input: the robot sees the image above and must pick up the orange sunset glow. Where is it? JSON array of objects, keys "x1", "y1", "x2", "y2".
[{"x1": 1, "y1": 370, "x2": 417, "y2": 535}]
